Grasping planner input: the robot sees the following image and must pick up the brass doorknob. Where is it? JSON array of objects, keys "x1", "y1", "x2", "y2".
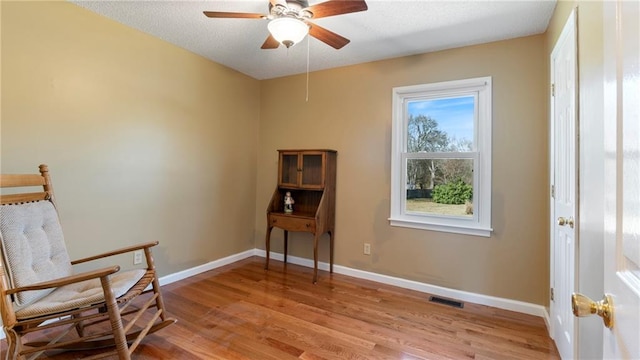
[
  {"x1": 571, "y1": 293, "x2": 614, "y2": 329},
  {"x1": 557, "y1": 216, "x2": 575, "y2": 228}
]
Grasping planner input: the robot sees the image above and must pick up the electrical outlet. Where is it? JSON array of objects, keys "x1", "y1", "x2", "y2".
[
  {"x1": 363, "y1": 243, "x2": 371, "y2": 255},
  {"x1": 133, "y1": 250, "x2": 143, "y2": 265}
]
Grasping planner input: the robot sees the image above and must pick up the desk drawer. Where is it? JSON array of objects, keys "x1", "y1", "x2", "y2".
[{"x1": 270, "y1": 215, "x2": 316, "y2": 233}]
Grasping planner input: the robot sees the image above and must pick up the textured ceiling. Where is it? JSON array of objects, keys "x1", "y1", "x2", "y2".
[{"x1": 71, "y1": 0, "x2": 557, "y2": 80}]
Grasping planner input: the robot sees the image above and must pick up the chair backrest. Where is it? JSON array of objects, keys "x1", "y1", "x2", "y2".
[{"x1": 0, "y1": 165, "x2": 72, "y2": 307}]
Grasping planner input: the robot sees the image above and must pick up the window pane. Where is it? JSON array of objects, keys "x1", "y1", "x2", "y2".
[
  {"x1": 407, "y1": 96, "x2": 475, "y2": 152},
  {"x1": 406, "y1": 158, "x2": 473, "y2": 217}
]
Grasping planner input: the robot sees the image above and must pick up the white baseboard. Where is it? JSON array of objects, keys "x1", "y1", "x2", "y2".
[
  {"x1": 543, "y1": 307, "x2": 552, "y2": 337},
  {"x1": 1, "y1": 248, "x2": 550, "y2": 341},
  {"x1": 157, "y1": 249, "x2": 256, "y2": 286},
  {"x1": 254, "y1": 249, "x2": 548, "y2": 318}
]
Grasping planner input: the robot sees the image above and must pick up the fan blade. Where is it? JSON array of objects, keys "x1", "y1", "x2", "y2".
[
  {"x1": 304, "y1": 0, "x2": 368, "y2": 19},
  {"x1": 203, "y1": 11, "x2": 265, "y2": 19},
  {"x1": 261, "y1": 35, "x2": 280, "y2": 49},
  {"x1": 308, "y1": 22, "x2": 350, "y2": 49}
]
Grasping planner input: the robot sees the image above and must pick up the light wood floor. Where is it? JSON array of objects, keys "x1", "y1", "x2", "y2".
[{"x1": 2, "y1": 257, "x2": 560, "y2": 359}]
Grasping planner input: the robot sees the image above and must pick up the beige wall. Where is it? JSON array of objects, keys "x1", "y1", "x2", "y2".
[
  {"x1": 1, "y1": 1, "x2": 261, "y2": 276},
  {"x1": 256, "y1": 35, "x2": 549, "y2": 305}
]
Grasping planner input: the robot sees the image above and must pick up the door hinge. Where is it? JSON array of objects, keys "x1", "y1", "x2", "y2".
[
  {"x1": 551, "y1": 83, "x2": 555, "y2": 97},
  {"x1": 551, "y1": 184, "x2": 555, "y2": 199},
  {"x1": 550, "y1": 287, "x2": 555, "y2": 301}
]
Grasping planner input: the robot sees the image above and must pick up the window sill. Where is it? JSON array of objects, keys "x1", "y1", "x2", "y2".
[{"x1": 389, "y1": 217, "x2": 493, "y2": 237}]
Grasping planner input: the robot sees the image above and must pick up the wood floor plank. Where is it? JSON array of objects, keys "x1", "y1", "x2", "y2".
[{"x1": 1, "y1": 257, "x2": 560, "y2": 359}]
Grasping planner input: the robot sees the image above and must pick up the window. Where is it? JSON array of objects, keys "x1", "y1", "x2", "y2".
[{"x1": 390, "y1": 77, "x2": 492, "y2": 237}]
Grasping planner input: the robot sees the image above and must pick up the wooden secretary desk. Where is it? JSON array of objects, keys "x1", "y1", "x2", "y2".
[{"x1": 265, "y1": 149, "x2": 336, "y2": 283}]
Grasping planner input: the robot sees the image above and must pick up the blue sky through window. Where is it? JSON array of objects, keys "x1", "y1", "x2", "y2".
[{"x1": 408, "y1": 96, "x2": 475, "y2": 144}]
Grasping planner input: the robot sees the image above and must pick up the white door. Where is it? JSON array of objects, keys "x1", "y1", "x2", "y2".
[
  {"x1": 550, "y1": 9, "x2": 578, "y2": 360},
  {"x1": 601, "y1": 0, "x2": 640, "y2": 358}
]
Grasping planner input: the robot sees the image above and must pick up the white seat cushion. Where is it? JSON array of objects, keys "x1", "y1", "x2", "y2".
[{"x1": 15, "y1": 269, "x2": 147, "y2": 320}]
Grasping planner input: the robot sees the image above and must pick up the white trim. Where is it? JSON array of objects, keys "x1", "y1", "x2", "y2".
[
  {"x1": 336, "y1": 265, "x2": 545, "y2": 316},
  {"x1": 254, "y1": 249, "x2": 546, "y2": 317},
  {"x1": 388, "y1": 218, "x2": 492, "y2": 237},
  {"x1": 156, "y1": 249, "x2": 256, "y2": 286},
  {"x1": 543, "y1": 307, "x2": 552, "y2": 337}
]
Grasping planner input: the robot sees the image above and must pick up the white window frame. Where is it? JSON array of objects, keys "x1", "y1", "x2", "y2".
[{"x1": 390, "y1": 77, "x2": 493, "y2": 237}]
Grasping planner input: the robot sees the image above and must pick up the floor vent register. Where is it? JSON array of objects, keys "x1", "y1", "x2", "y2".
[{"x1": 428, "y1": 296, "x2": 464, "y2": 308}]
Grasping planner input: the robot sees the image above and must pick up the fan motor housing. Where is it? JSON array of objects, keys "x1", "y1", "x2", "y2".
[{"x1": 270, "y1": 0, "x2": 310, "y2": 18}]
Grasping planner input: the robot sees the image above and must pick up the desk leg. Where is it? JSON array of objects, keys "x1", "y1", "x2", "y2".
[
  {"x1": 283, "y1": 230, "x2": 288, "y2": 264},
  {"x1": 329, "y1": 230, "x2": 334, "y2": 274},
  {"x1": 265, "y1": 226, "x2": 273, "y2": 270},
  {"x1": 312, "y1": 232, "x2": 319, "y2": 283}
]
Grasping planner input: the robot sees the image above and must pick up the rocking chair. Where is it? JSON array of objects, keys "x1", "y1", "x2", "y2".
[{"x1": 0, "y1": 165, "x2": 176, "y2": 359}]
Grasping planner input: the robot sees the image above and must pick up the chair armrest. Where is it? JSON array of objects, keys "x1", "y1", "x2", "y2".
[
  {"x1": 6, "y1": 265, "x2": 120, "y2": 295},
  {"x1": 70, "y1": 241, "x2": 159, "y2": 265}
]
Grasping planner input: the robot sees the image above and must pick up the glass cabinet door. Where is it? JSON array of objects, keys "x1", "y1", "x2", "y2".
[
  {"x1": 300, "y1": 153, "x2": 324, "y2": 188},
  {"x1": 279, "y1": 153, "x2": 299, "y2": 187}
]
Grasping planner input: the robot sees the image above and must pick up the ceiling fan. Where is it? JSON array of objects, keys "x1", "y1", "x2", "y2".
[{"x1": 203, "y1": 0, "x2": 368, "y2": 50}]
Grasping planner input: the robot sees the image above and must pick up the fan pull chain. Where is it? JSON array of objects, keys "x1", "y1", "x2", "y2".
[{"x1": 306, "y1": 35, "x2": 310, "y2": 102}]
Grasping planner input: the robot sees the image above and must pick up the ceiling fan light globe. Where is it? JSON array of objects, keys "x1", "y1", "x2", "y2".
[{"x1": 268, "y1": 17, "x2": 309, "y2": 48}]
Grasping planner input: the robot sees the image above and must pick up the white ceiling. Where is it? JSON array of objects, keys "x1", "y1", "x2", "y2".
[{"x1": 71, "y1": 0, "x2": 557, "y2": 80}]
